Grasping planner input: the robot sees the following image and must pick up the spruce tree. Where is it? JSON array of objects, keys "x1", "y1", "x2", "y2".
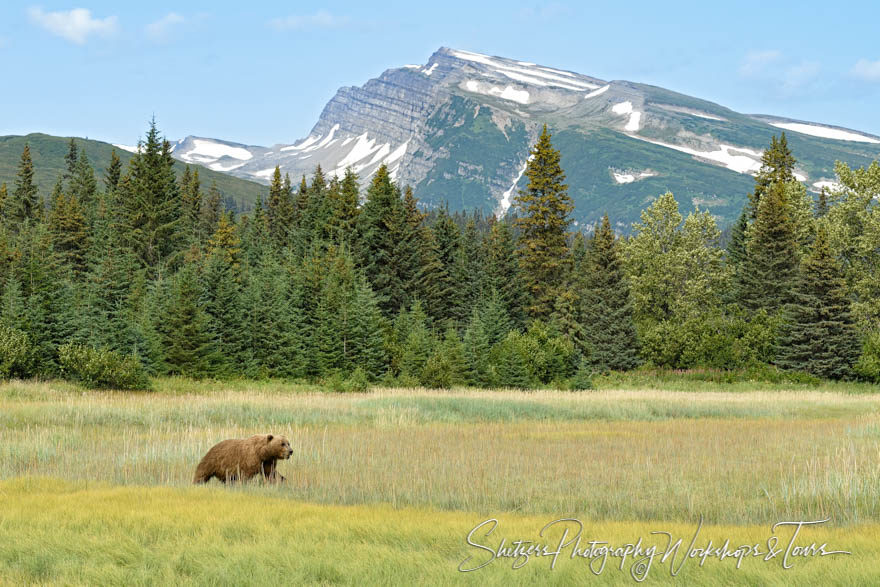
[
  {"x1": 266, "y1": 166, "x2": 295, "y2": 248},
  {"x1": 514, "y1": 125, "x2": 573, "y2": 319},
  {"x1": 326, "y1": 168, "x2": 360, "y2": 244},
  {"x1": 48, "y1": 185, "x2": 89, "y2": 275},
  {"x1": 776, "y1": 226, "x2": 860, "y2": 379},
  {"x1": 63, "y1": 138, "x2": 78, "y2": 183},
  {"x1": 179, "y1": 166, "x2": 201, "y2": 240},
  {"x1": 198, "y1": 181, "x2": 222, "y2": 243},
  {"x1": 118, "y1": 119, "x2": 182, "y2": 273},
  {"x1": 0, "y1": 183, "x2": 7, "y2": 217},
  {"x1": 161, "y1": 264, "x2": 221, "y2": 378},
  {"x1": 581, "y1": 215, "x2": 640, "y2": 371},
  {"x1": 10, "y1": 144, "x2": 40, "y2": 227},
  {"x1": 740, "y1": 181, "x2": 799, "y2": 312},
  {"x1": 748, "y1": 133, "x2": 796, "y2": 219},
  {"x1": 68, "y1": 147, "x2": 98, "y2": 212},
  {"x1": 484, "y1": 219, "x2": 527, "y2": 328},
  {"x1": 104, "y1": 149, "x2": 122, "y2": 193},
  {"x1": 726, "y1": 208, "x2": 750, "y2": 302}
]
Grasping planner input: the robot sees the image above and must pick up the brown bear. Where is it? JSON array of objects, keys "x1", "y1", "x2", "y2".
[{"x1": 193, "y1": 434, "x2": 293, "y2": 484}]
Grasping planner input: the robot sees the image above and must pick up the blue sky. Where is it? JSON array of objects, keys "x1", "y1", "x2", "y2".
[{"x1": 2, "y1": 1, "x2": 879, "y2": 146}]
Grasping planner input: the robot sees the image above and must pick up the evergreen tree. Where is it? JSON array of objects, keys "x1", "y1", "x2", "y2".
[
  {"x1": 104, "y1": 149, "x2": 122, "y2": 193},
  {"x1": 10, "y1": 144, "x2": 40, "y2": 227},
  {"x1": 748, "y1": 133, "x2": 796, "y2": 219},
  {"x1": 356, "y1": 164, "x2": 409, "y2": 316},
  {"x1": 816, "y1": 187, "x2": 829, "y2": 218},
  {"x1": 68, "y1": 147, "x2": 98, "y2": 212},
  {"x1": 580, "y1": 215, "x2": 640, "y2": 371},
  {"x1": 484, "y1": 219, "x2": 527, "y2": 328},
  {"x1": 160, "y1": 264, "x2": 220, "y2": 378},
  {"x1": 118, "y1": 119, "x2": 182, "y2": 273},
  {"x1": 462, "y1": 307, "x2": 492, "y2": 386},
  {"x1": 429, "y1": 209, "x2": 462, "y2": 324},
  {"x1": 48, "y1": 184, "x2": 89, "y2": 275},
  {"x1": 63, "y1": 138, "x2": 78, "y2": 184},
  {"x1": 202, "y1": 215, "x2": 245, "y2": 374},
  {"x1": 266, "y1": 166, "x2": 295, "y2": 248},
  {"x1": 776, "y1": 226, "x2": 860, "y2": 379},
  {"x1": 179, "y1": 166, "x2": 201, "y2": 240},
  {"x1": 326, "y1": 168, "x2": 360, "y2": 244},
  {"x1": 726, "y1": 208, "x2": 750, "y2": 302},
  {"x1": 198, "y1": 181, "x2": 223, "y2": 243},
  {"x1": 739, "y1": 181, "x2": 799, "y2": 312},
  {"x1": 0, "y1": 183, "x2": 7, "y2": 217},
  {"x1": 514, "y1": 125, "x2": 573, "y2": 319}
]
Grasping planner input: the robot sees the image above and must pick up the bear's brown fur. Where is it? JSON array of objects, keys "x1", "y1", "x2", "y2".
[{"x1": 193, "y1": 434, "x2": 292, "y2": 484}]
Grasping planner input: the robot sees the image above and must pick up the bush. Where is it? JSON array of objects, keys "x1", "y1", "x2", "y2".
[
  {"x1": 639, "y1": 309, "x2": 780, "y2": 370},
  {"x1": 58, "y1": 344, "x2": 151, "y2": 390},
  {"x1": 0, "y1": 326, "x2": 37, "y2": 379},
  {"x1": 854, "y1": 330, "x2": 880, "y2": 383},
  {"x1": 568, "y1": 359, "x2": 595, "y2": 391},
  {"x1": 343, "y1": 367, "x2": 370, "y2": 393}
]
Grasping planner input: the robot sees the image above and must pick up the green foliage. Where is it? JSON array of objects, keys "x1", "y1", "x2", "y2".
[
  {"x1": 0, "y1": 325, "x2": 36, "y2": 378},
  {"x1": 581, "y1": 215, "x2": 640, "y2": 371},
  {"x1": 853, "y1": 330, "x2": 880, "y2": 383},
  {"x1": 624, "y1": 192, "x2": 727, "y2": 323},
  {"x1": 57, "y1": 343, "x2": 151, "y2": 390},
  {"x1": 514, "y1": 125, "x2": 573, "y2": 320},
  {"x1": 639, "y1": 308, "x2": 779, "y2": 369},
  {"x1": 568, "y1": 358, "x2": 595, "y2": 391},
  {"x1": 776, "y1": 227, "x2": 861, "y2": 380}
]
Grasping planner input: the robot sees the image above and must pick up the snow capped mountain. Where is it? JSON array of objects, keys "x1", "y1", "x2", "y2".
[{"x1": 171, "y1": 47, "x2": 880, "y2": 226}]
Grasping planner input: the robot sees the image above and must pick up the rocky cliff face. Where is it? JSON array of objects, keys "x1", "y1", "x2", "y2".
[{"x1": 173, "y1": 47, "x2": 880, "y2": 227}]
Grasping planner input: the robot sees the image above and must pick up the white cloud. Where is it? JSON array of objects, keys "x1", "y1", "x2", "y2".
[
  {"x1": 269, "y1": 11, "x2": 348, "y2": 31},
  {"x1": 145, "y1": 12, "x2": 185, "y2": 42},
  {"x1": 850, "y1": 58, "x2": 880, "y2": 82},
  {"x1": 27, "y1": 7, "x2": 118, "y2": 45},
  {"x1": 782, "y1": 60, "x2": 820, "y2": 92},
  {"x1": 738, "y1": 50, "x2": 782, "y2": 77}
]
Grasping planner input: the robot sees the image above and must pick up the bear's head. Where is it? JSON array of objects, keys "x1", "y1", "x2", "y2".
[{"x1": 264, "y1": 434, "x2": 293, "y2": 460}]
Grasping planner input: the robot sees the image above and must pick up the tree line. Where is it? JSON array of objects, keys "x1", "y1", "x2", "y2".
[{"x1": 0, "y1": 121, "x2": 877, "y2": 389}]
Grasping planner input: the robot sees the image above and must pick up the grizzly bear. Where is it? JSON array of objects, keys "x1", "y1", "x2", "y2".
[{"x1": 193, "y1": 434, "x2": 293, "y2": 484}]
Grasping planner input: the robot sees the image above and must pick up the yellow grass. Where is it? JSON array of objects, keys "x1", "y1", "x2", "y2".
[
  {"x1": 1, "y1": 379, "x2": 878, "y2": 583},
  {"x1": 0, "y1": 478, "x2": 877, "y2": 585}
]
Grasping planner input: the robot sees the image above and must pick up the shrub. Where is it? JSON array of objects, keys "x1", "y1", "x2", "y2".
[
  {"x1": 853, "y1": 330, "x2": 880, "y2": 383},
  {"x1": 343, "y1": 367, "x2": 371, "y2": 393},
  {"x1": 57, "y1": 344, "x2": 151, "y2": 390},
  {"x1": 568, "y1": 359, "x2": 595, "y2": 391},
  {"x1": 0, "y1": 326, "x2": 36, "y2": 379}
]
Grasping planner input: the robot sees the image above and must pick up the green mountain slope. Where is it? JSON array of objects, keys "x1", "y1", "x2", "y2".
[{"x1": 0, "y1": 133, "x2": 265, "y2": 210}]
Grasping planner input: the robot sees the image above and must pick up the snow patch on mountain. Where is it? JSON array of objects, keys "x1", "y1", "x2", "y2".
[
  {"x1": 813, "y1": 180, "x2": 841, "y2": 192},
  {"x1": 449, "y1": 48, "x2": 598, "y2": 91},
  {"x1": 113, "y1": 144, "x2": 138, "y2": 154},
  {"x1": 499, "y1": 157, "x2": 531, "y2": 214},
  {"x1": 181, "y1": 139, "x2": 253, "y2": 162},
  {"x1": 584, "y1": 85, "x2": 610, "y2": 99},
  {"x1": 423, "y1": 63, "x2": 439, "y2": 76},
  {"x1": 637, "y1": 137, "x2": 763, "y2": 174},
  {"x1": 769, "y1": 122, "x2": 880, "y2": 144},
  {"x1": 612, "y1": 101, "x2": 642, "y2": 132},
  {"x1": 465, "y1": 80, "x2": 530, "y2": 104},
  {"x1": 612, "y1": 170, "x2": 656, "y2": 184}
]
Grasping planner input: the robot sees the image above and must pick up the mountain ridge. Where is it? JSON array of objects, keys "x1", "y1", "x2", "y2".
[{"x1": 163, "y1": 47, "x2": 880, "y2": 225}]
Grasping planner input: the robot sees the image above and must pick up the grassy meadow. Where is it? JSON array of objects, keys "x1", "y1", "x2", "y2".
[{"x1": 1, "y1": 377, "x2": 879, "y2": 584}]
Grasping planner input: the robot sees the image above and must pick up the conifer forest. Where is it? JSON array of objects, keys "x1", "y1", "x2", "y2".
[{"x1": 1, "y1": 121, "x2": 878, "y2": 390}]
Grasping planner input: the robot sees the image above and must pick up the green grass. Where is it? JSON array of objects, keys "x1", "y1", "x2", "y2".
[
  {"x1": 1, "y1": 378, "x2": 878, "y2": 584},
  {"x1": 1, "y1": 478, "x2": 877, "y2": 585}
]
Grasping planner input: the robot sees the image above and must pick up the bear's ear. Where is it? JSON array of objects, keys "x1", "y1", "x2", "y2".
[{"x1": 267, "y1": 434, "x2": 273, "y2": 442}]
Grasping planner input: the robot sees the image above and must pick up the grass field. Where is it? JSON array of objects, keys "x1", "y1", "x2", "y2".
[{"x1": 1, "y1": 378, "x2": 878, "y2": 584}]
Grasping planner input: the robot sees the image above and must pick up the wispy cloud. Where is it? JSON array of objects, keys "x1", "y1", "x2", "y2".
[
  {"x1": 850, "y1": 58, "x2": 880, "y2": 82},
  {"x1": 269, "y1": 11, "x2": 349, "y2": 31},
  {"x1": 738, "y1": 50, "x2": 821, "y2": 95},
  {"x1": 518, "y1": 3, "x2": 571, "y2": 20},
  {"x1": 738, "y1": 50, "x2": 782, "y2": 77},
  {"x1": 27, "y1": 6, "x2": 118, "y2": 45},
  {"x1": 145, "y1": 12, "x2": 185, "y2": 42}
]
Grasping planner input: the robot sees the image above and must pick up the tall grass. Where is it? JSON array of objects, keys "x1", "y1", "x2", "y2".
[
  {"x1": 1, "y1": 380, "x2": 878, "y2": 525},
  {"x1": 1, "y1": 478, "x2": 877, "y2": 585}
]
